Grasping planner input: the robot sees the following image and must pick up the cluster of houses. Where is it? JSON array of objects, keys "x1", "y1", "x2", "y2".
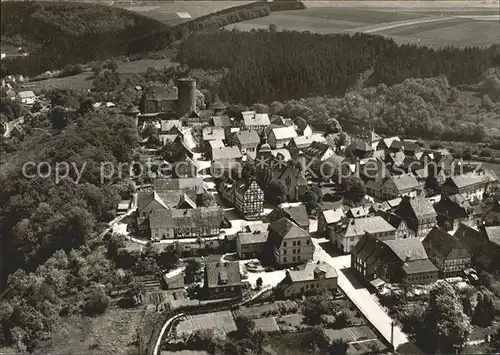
[{"x1": 124, "y1": 78, "x2": 500, "y2": 301}]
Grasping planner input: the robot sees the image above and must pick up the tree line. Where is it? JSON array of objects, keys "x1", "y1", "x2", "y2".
[{"x1": 177, "y1": 29, "x2": 500, "y2": 105}]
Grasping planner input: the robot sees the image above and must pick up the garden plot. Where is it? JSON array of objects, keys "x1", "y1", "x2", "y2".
[{"x1": 176, "y1": 311, "x2": 237, "y2": 337}]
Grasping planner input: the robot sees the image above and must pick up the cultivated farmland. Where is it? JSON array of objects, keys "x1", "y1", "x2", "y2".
[
  {"x1": 24, "y1": 57, "x2": 174, "y2": 91},
  {"x1": 226, "y1": 1, "x2": 500, "y2": 47},
  {"x1": 118, "y1": 1, "x2": 254, "y2": 25}
]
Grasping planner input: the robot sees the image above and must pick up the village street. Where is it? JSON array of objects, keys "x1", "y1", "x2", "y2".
[{"x1": 311, "y1": 238, "x2": 423, "y2": 353}]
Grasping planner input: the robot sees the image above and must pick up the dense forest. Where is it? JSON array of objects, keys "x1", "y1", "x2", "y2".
[
  {"x1": 0, "y1": 1, "x2": 168, "y2": 76},
  {"x1": 0, "y1": 107, "x2": 139, "y2": 285},
  {"x1": 177, "y1": 30, "x2": 500, "y2": 104},
  {"x1": 1, "y1": 1, "x2": 305, "y2": 77}
]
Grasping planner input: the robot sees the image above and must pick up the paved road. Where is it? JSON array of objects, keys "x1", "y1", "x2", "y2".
[{"x1": 312, "y1": 238, "x2": 423, "y2": 353}]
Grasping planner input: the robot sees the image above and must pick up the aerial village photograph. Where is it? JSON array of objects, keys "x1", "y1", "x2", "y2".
[{"x1": 0, "y1": 0, "x2": 500, "y2": 354}]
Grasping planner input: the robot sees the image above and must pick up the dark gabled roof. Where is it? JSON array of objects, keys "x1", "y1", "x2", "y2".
[
  {"x1": 423, "y1": 226, "x2": 471, "y2": 260},
  {"x1": 202, "y1": 126, "x2": 226, "y2": 141},
  {"x1": 384, "y1": 238, "x2": 429, "y2": 262},
  {"x1": 387, "y1": 151, "x2": 406, "y2": 166},
  {"x1": 380, "y1": 212, "x2": 405, "y2": 229},
  {"x1": 484, "y1": 226, "x2": 500, "y2": 247},
  {"x1": 389, "y1": 174, "x2": 420, "y2": 192},
  {"x1": 238, "y1": 230, "x2": 269, "y2": 245},
  {"x1": 397, "y1": 196, "x2": 436, "y2": 222},
  {"x1": 212, "y1": 115, "x2": 232, "y2": 128},
  {"x1": 403, "y1": 141, "x2": 420, "y2": 152},
  {"x1": 444, "y1": 174, "x2": 486, "y2": 190},
  {"x1": 268, "y1": 217, "x2": 310, "y2": 248},
  {"x1": 171, "y1": 207, "x2": 223, "y2": 228},
  {"x1": 401, "y1": 259, "x2": 438, "y2": 275},
  {"x1": 282, "y1": 205, "x2": 310, "y2": 228},
  {"x1": 176, "y1": 193, "x2": 197, "y2": 209},
  {"x1": 390, "y1": 140, "x2": 404, "y2": 149},
  {"x1": 351, "y1": 233, "x2": 381, "y2": 264},
  {"x1": 212, "y1": 146, "x2": 242, "y2": 161},
  {"x1": 137, "y1": 191, "x2": 169, "y2": 211},
  {"x1": 434, "y1": 194, "x2": 471, "y2": 219},
  {"x1": 161, "y1": 119, "x2": 181, "y2": 132},
  {"x1": 284, "y1": 260, "x2": 337, "y2": 283},
  {"x1": 153, "y1": 178, "x2": 203, "y2": 192},
  {"x1": 302, "y1": 141, "x2": 332, "y2": 158},
  {"x1": 204, "y1": 262, "x2": 241, "y2": 289}
]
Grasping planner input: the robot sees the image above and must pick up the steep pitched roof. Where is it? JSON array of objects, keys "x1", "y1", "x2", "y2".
[
  {"x1": 212, "y1": 115, "x2": 232, "y2": 128},
  {"x1": 284, "y1": 260, "x2": 337, "y2": 283},
  {"x1": 160, "y1": 120, "x2": 181, "y2": 132},
  {"x1": 384, "y1": 238, "x2": 429, "y2": 262},
  {"x1": 153, "y1": 178, "x2": 203, "y2": 191},
  {"x1": 271, "y1": 126, "x2": 297, "y2": 140},
  {"x1": 484, "y1": 226, "x2": 500, "y2": 247},
  {"x1": 268, "y1": 217, "x2": 310, "y2": 248},
  {"x1": 302, "y1": 141, "x2": 332, "y2": 158},
  {"x1": 234, "y1": 179, "x2": 261, "y2": 194},
  {"x1": 445, "y1": 174, "x2": 486, "y2": 189},
  {"x1": 282, "y1": 205, "x2": 310, "y2": 229},
  {"x1": 423, "y1": 226, "x2": 471, "y2": 260},
  {"x1": 290, "y1": 135, "x2": 316, "y2": 149},
  {"x1": 238, "y1": 230, "x2": 269, "y2": 245},
  {"x1": 243, "y1": 112, "x2": 270, "y2": 127},
  {"x1": 234, "y1": 130, "x2": 260, "y2": 146},
  {"x1": 137, "y1": 191, "x2": 169, "y2": 211},
  {"x1": 204, "y1": 262, "x2": 241, "y2": 289},
  {"x1": 202, "y1": 126, "x2": 225, "y2": 141},
  {"x1": 271, "y1": 149, "x2": 292, "y2": 162},
  {"x1": 343, "y1": 216, "x2": 396, "y2": 237},
  {"x1": 434, "y1": 194, "x2": 471, "y2": 219},
  {"x1": 209, "y1": 139, "x2": 225, "y2": 150},
  {"x1": 389, "y1": 174, "x2": 420, "y2": 192},
  {"x1": 398, "y1": 196, "x2": 436, "y2": 222},
  {"x1": 212, "y1": 146, "x2": 242, "y2": 161},
  {"x1": 171, "y1": 207, "x2": 222, "y2": 229},
  {"x1": 401, "y1": 259, "x2": 438, "y2": 275},
  {"x1": 176, "y1": 193, "x2": 197, "y2": 209},
  {"x1": 380, "y1": 212, "x2": 405, "y2": 229},
  {"x1": 322, "y1": 209, "x2": 345, "y2": 224}
]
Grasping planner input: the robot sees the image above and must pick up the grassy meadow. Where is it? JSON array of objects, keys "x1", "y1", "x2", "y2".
[{"x1": 226, "y1": 4, "x2": 499, "y2": 47}]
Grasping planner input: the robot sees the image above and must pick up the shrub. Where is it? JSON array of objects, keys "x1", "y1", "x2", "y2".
[{"x1": 84, "y1": 288, "x2": 110, "y2": 316}]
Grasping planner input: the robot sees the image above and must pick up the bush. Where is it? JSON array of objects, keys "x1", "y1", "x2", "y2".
[
  {"x1": 84, "y1": 288, "x2": 110, "y2": 316},
  {"x1": 480, "y1": 148, "x2": 493, "y2": 157}
]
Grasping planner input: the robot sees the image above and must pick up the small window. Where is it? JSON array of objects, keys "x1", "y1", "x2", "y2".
[
  {"x1": 284, "y1": 257, "x2": 287, "y2": 263},
  {"x1": 298, "y1": 241, "x2": 301, "y2": 246},
  {"x1": 307, "y1": 240, "x2": 310, "y2": 245},
  {"x1": 283, "y1": 242, "x2": 287, "y2": 247}
]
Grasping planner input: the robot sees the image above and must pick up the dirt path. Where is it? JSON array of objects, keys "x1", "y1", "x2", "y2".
[
  {"x1": 346, "y1": 15, "x2": 456, "y2": 33},
  {"x1": 304, "y1": 1, "x2": 500, "y2": 9}
]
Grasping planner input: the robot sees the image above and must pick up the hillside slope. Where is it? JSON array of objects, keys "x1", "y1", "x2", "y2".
[{"x1": 1, "y1": 1, "x2": 168, "y2": 75}]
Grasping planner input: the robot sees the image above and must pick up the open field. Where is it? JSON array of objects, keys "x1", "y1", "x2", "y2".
[
  {"x1": 176, "y1": 310, "x2": 237, "y2": 336},
  {"x1": 48, "y1": 307, "x2": 146, "y2": 354},
  {"x1": 227, "y1": 2, "x2": 499, "y2": 47},
  {"x1": 23, "y1": 58, "x2": 174, "y2": 91},
  {"x1": 117, "y1": 1, "x2": 253, "y2": 25}
]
